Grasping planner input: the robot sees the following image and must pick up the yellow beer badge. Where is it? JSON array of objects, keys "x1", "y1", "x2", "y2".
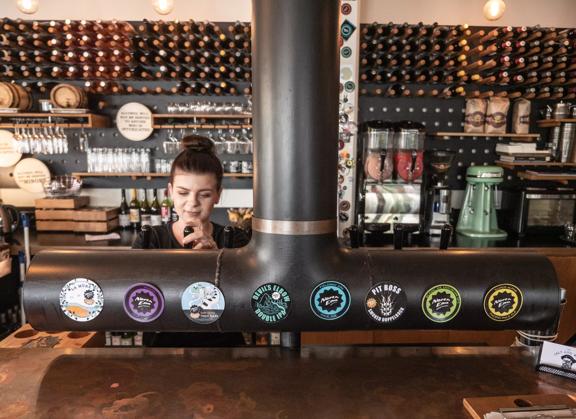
[{"x1": 484, "y1": 284, "x2": 523, "y2": 322}]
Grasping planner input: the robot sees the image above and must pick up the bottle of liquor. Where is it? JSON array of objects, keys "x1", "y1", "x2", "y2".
[
  {"x1": 160, "y1": 189, "x2": 172, "y2": 224},
  {"x1": 150, "y1": 190, "x2": 162, "y2": 226},
  {"x1": 129, "y1": 189, "x2": 141, "y2": 230},
  {"x1": 140, "y1": 189, "x2": 151, "y2": 228},
  {"x1": 119, "y1": 189, "x2": 131, "y2": 229}
]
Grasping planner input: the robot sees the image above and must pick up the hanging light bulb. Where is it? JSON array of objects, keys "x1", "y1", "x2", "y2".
[
  {"x1": 16, "y1": 0, "x2": 40, "y2": 14},
  {"x1": 483, "y1": 0, "x2": 506, "y2": 21},
  {"x1": 152, "y1": 0, "x2": 174, "y2": 15}
]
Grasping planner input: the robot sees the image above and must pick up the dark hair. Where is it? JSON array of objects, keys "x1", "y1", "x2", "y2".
[{"x1": 169, "y1": 135, "x2": 223, "y2": 190}]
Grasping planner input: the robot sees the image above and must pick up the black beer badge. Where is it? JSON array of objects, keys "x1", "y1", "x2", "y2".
[
  {"x1": 251, "y1": 283, "x2": 291, "y2": 323},
  {"x1": 365, "y1": 282, "x2": 407, "y2": 324},
  {"x1": 422, "y1": 284, "x2": 461, "y2": 323},
  {"x1": 484, "y1": 284, "x2": 523, "y2": 321}
]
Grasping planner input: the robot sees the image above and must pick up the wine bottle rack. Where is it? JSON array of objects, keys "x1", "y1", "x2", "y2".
[
  {"x1": 0, "y1": 18, "x2": 252, "y2": 96},
  {"x1": 359, "y1": 22, "x2": 576, "y2": 100}
]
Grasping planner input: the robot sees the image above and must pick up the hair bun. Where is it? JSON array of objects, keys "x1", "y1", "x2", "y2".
[{"x1": 181, "y1": 135, "x2": 215, "y2": 153}]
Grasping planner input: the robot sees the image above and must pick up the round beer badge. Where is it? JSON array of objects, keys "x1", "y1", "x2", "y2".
[
  {"x1": 484, "y1": 284, "x2": 523, "y2": 322},
  {"x1": 251, "y1": 283, "x2": 291, "y2": 323},
  {"x1": 365, "y1": 282, "x2": 407, "y2": 324},
  {"x1": 123, "y1": 283, "x2": 164, "y2": 323},
  {"x1": 310, "y1": 281, "x2": 351, "y2": 320},
  {"x1": 59, "y1": 278, "x2": 104, "y2": 322},
  {"x1": 422, "y1": 284, "x2": 461, "y2": 323},
  {"x1": 181, "y1": 282, "x2": 226, "y2": 324}
]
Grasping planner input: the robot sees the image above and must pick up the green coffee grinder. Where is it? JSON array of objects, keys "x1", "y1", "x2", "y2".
[{"x1": 456, "y1": 166, "x2": 507, "y2": 238}]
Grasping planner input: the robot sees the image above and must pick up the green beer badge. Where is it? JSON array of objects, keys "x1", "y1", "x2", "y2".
[{"x1": 422, "y1": 284, "x2": 461, "y2": 323}]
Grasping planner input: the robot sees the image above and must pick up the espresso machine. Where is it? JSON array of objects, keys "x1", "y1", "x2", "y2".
[
  {"x1": 425, "y1": 151, "x2": 455, "y2": 235},
  {"x1": 358, "y1": 121, "x2": 425, "y2": 245}
]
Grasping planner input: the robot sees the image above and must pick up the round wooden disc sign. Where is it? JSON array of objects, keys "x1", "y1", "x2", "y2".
[
  {"x1": 0, "y1": 130, "x2": 22, "y2": 168},
  {"x1": 116, "y1": 102, "x2": 154, "y2": 141},
  {"x1": 13, "y1": 158, "x2": 50, "y2": 193}
]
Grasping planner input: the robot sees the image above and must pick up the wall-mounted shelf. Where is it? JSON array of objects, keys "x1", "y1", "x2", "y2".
[
  {"x1": 151, "y1": 113, "x2": 252, "y2": 130},
  {"x1": 0, "y1": 112, "x2": 110, "y2": 129},
  {"x1": 153, "y1": 114, "x2": 252, "y2": 119},
  {"x1": 496, "y1": 161, "x2": 576, "y2": 170},
  {"x1": 432, "y1": 132, "x2": 539, "y2": 142},
  {"x1": 152, "y1": 123, "x2": 252, "y2": 129},
  {"x1": 517, "y1": 170, "x2": 576, "y2": 184},
  {"x1": 72, "y1": 172, "x2": 252, "y2": 181},
  {"x1": 537, "y1": 119, "x2": 576, "y2": 128}
]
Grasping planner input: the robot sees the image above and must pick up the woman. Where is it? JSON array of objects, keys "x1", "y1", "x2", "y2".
[
  {"x1": 132, "y1": 135, "x2": 250, "y2": 347},
  {"x1": 133, "y1": 135, "x2": 250, "y2": 249}
]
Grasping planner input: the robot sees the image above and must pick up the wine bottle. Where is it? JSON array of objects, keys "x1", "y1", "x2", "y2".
[
  {"x1": 119, "y1": 189, "x2": 130, "y2": 229},
  {"x1": 129, "y1": 189, "x2": 141, "y2": 230},
  {"x1": 150, "y1": 190, "x2": 162, "y2": 226}
]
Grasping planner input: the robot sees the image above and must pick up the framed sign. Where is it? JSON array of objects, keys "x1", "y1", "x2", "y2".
[{"x1": 116, "y1": 102, "x2": 154, "y2": 141}]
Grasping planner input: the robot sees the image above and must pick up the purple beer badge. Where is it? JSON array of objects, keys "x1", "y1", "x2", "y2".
[{"x1": 123, "y1": 283, "x2": 164, "y2": 322}]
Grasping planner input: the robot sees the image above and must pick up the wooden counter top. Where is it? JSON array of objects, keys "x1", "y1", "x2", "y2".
[{"x1": 0, "y1": 346, "x2": 573, "y2": 418}]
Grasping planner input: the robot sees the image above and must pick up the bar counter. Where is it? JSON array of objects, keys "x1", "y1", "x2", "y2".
[
  {"x1": 0, "y1": 346, "x2": 574, "y2": 418},
  {"x1": 8, "y1": 228, "x2": 576, "y2": 256}
]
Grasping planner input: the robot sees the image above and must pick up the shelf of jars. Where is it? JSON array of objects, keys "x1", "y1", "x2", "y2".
[
  {"x1": 72, "y1": 172, "x2": 252, "y2": 181},
  {"x1": 432, "y1": 132, "x2": 540, "y2": 141},
  {"x1": 0, "y1": 112, "x2": 110, "y2": 128}
]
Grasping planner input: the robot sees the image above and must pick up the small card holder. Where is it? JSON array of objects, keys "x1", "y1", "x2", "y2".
[{"x1": 536, "y1": 341, "x2": 576, "y2": 381}]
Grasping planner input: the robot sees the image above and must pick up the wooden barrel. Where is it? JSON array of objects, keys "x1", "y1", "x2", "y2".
[
  {"x1": 50, "y1": 84, "x2": 88, "y2": 109},
  {"x1": 0, "y1": 82, "x2": 32, "y2": 110}
]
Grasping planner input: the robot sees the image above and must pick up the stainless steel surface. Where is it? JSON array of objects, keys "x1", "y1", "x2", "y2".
[
  {"x1": 0, "y1": 346, "x2": 573, "y2": 419},
  {"x1": 365, "y1": 127, "x2": 394, "y2": 150},
  {"x1": 526, "y1": 194, "x2": 576, "y2": 200},
  {"x1": 251, "y1": 217, "x2": 337, "y2": 235},
  {"x1": 559, "y1": 123, "x2": 576, "y2": 163}
]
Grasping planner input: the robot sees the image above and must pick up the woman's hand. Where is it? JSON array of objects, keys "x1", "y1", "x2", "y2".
[{"x1": 182, "y1": 224, "x2": 217, "y2": 250}]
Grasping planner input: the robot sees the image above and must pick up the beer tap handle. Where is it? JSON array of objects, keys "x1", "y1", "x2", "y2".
[
  {"x1": 183, "y1": 226, "x2": 195, "y2": 249},
  {"x1": 223, "y1": 226, "x2": 235, "y2": 248},
  {"x1": 348, "y1": 225, "x2": 360, "y2": 248},
  {"x1": 141, "y1": 225, "x2": 152, "y2": 249},
  {"x1": 440, "y1": 224, "x2": 453, "y2": 250},
  {"x1": 393, "y1": 223, "x2": 404, "y2": 250}
]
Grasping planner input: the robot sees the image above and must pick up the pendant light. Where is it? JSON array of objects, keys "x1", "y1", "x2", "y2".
[
  {"x1": 152, "y1": 0, "x2": 175, "y2": 15},
  {"x1": 16, "y1": 0, "x2": 39, "y2": 14},
  {"x1": 483, "y1": 0, "x2": 506, "y2": 21}
]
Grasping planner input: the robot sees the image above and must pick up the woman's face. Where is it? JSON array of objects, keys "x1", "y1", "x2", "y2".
[{"x1": 168, "y1": 171, "x2": 221, "y2": 226}]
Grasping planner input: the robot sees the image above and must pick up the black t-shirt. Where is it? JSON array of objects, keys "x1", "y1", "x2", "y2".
[
  {"x1": 132, "y1": 222, "x2": 250, "y2": 250},
  {"x1": 131, "y1": 222, "x2": 250, "y2": 347}
]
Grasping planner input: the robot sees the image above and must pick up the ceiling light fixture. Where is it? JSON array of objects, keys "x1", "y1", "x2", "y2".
[
  {"x1": 152, "y1": 0, "x2": 174, "y2": 15},
  {"x1": 16, "y1": 0, "x2": 39, "y2": 14},
  {"x1": 483, "y1": 0, "x2": 506, "y2": 21}
]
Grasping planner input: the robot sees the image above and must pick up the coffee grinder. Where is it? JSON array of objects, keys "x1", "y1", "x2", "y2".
[{"x1": 426, "y1": 151, "x2": 455, "y2": 235}]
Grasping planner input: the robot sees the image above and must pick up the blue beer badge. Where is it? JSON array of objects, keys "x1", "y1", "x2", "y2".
[
  {"x1": 181, "y1": 282, "x2": 226, "y2": 324},
  {"x1": 251, "y1": 283, "x2": 291, "y2": 323},
  {"x1": 310, "y1": 281, "x2": 351, "y2": 320}
]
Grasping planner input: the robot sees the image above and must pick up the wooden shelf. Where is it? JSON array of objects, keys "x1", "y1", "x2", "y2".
[
  {"x1": 152, "y1": 123, "x2": 251, "y2": 129},
  {"x1": 72, "y1": 172, "x2": 252, "y2": 180},
  {"x1": 537, "y1": 119, "x2": 576, "y2": 128},
  {"x1": 496, "y1": 161, "x2": 576, "y2": 169},
  {"x1": 153, "y1": 113, "x2": 251, "y2": 119},
  {"x1": 433, "y1": 132, "x2": 540, "y2": 142},
  {"x1": 517, "y1": 170, "x2": 576, "y2": 184},
  {"x1": 0, "y1": 112, "x2": 110, "y2": 128}
]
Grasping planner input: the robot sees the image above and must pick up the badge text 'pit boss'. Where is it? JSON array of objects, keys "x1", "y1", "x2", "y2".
[
  {"x1": 251, "y1": 283, "x2": 291, "y2": 323},
  {"x1": 310, "y1": 281, "x2": 351, "y2": 320},
  {"x1": 365, "y1": 282, "x2": 407, "y2": 324}
]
